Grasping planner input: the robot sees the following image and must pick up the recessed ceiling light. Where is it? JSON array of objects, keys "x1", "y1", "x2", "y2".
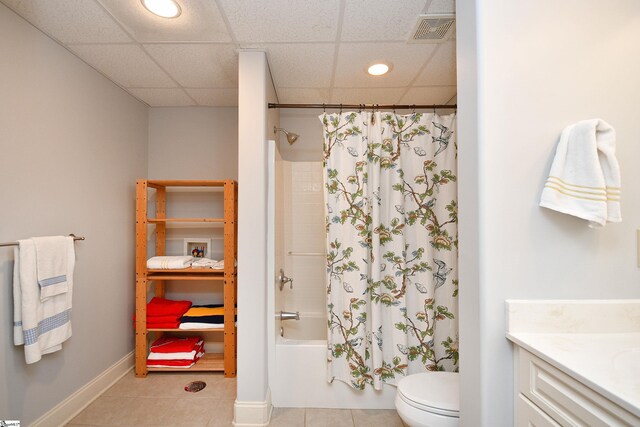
[
  {"x1": 141, "y1": 0, "x2": 182, "y2": 18},
  {"x1": 367, "y1": 63, "x2": 390, "y2": 76}
]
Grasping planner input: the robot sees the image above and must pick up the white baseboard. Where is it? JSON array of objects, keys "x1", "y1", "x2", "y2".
[
  {"x1": 233, "y1": 388, "x2": 273, "y2": 427},
  {"x1": 30, "y1": 351, "x2": 134, "y2": 427}
]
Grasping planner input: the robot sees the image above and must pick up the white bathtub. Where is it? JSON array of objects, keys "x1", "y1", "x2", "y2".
[{"x1": 271, "y1": 313, "x2": 397, "y2": 409}]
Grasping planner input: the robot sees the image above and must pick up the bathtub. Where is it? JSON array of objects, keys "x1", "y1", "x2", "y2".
[{"x1": 271, "y1": 313, "x2": 398, "y2": 409}]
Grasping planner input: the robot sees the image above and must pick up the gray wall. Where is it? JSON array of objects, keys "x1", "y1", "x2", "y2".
[
  {"x1": 147, "y1": 107, "x2": 238, "y2": 341},
  {"x1": 148, "y1": 107, "x2": 238, "y2": 180},
  {"x1": 457, "y1": 0, "x2": 640, "y2": 425},
  {"x1": 0, "y1": 4, "x2": 148, "y2": 424}
]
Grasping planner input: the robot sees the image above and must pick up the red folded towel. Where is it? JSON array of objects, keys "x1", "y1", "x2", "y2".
[
  {"x1": 150, "y1": 336, "x2": 203, "y2": 354},
  {"x1": 134, "y1": 314, "x2": 184, "y2": 323},
  {"x1": 147, "y1": 348, "x2": 204, "y2": 368},
  {"x1": 145, "y1": 322, "x2": 180, "y2": 329},
  {"x1": 146, "y1": 297, "x2": 192, "y2": 317}
]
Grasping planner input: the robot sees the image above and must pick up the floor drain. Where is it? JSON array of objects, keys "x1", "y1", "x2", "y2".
[{"x1": 184, "y1": 381, "x2": 207, "y2": 393}]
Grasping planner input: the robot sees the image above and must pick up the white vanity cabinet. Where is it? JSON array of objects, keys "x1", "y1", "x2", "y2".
[{"x1": 514, "y1": 346, "x2": 639, "y2": 426}]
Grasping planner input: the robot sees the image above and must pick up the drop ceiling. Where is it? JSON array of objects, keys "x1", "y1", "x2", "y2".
[{"x1": 0, "y1": 0, "x2": 457, "y2": 107}]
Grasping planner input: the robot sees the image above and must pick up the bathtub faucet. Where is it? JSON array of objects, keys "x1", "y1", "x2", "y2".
[{"x1": 278, "y1": 311, "x2": 300, "y2": 321}]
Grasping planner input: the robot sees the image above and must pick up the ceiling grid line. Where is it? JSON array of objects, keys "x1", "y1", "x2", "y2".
[
  {"x1": 93, "y1": 0, "x2": 198, "y2": 106},
  {"x1": 396, "y1": 42, "x2": 443, "y2": 104},
  {"x1": 1, "y1": 0, "x2": 456, "y2": 107},
  {"x1": 327, "y1": 0, "x2": 347, "y2": 104}
]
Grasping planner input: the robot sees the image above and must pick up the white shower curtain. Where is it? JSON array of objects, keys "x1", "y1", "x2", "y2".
[{"x1": 320, "y1": 111, "x2": 458, "y2": 390}]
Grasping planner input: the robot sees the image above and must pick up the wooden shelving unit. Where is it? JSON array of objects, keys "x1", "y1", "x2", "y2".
[{"x1": 135, "y1": 179, "x2": 237, "y2": 378}]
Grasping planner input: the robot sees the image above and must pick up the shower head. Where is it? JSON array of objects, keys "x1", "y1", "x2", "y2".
[{"x1": 274, "y1": 126, "x2": 299, "y2": 145}]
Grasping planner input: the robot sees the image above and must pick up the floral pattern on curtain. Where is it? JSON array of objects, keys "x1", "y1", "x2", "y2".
[{"x1": 320, "y1": 111, "x2": 458, "y2": 390}]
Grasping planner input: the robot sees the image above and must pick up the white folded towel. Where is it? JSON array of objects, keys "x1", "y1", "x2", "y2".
[
  {"x1": 191, "y1": 257, "x2": 218, "y2": 269},
  {"x1": 33, "y1": 236, "x2": 73, "y2": 301},
  {"x1": 147, "y1": 256, "x2": 193, "y2": 269},
  {"x1": 13, "y1": 239, "x2": 74, "y2": 364},
  {"x1": 179, "y1": 322, "x2": 225, "y2": 330},
  {"x1": 539, "y1": 119, "x2": 621, "y2": 227},
  {"x1": 147, "y1": 349, "x2": 201, "y2": 360}
]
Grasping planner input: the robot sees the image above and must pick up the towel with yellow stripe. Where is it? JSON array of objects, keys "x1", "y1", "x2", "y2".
[
  {"x1": 540, "y1": 119, "x2": 621, "y2": 227},
  {"x1": 179, "y1": 304, "x2": 230, "y2": 330}
]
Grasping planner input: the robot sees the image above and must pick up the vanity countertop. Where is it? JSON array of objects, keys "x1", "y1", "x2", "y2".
[
  {"x1": 506, "y1": 300, "x2": 640, "y2": 418},
  {"x1": 507, "y1": 331, "x2": 640, "y2": 417}
]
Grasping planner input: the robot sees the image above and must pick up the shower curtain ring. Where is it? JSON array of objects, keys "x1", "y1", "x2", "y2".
[
  {"x1": 392, "y1": 104, "x2": 396, "y2": 114},
  {"x1": 323, "y1": 103, "x2": 326, "y2": 113},
  {"x1": 339, "y1": 104, "x2": 343, "y2": 114},
  {"x1": 433, "y1": 105, "x2": 436, "y2": 115},
  {"x1": 412, "y1": 104, "x2": 416, "y2": 114}
]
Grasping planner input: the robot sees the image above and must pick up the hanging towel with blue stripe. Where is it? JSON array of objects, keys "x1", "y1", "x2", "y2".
[{"x1": 13, "y1": 237, "x2": 75, "y2": 364}]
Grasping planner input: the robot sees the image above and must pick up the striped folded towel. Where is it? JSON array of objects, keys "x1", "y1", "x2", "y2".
[
  {"x1": 540, "y1": 119, "x2": 621, "y2": 227},
  {"x1": 146, "y1": 256, "x2": 193, "y2": 269}
]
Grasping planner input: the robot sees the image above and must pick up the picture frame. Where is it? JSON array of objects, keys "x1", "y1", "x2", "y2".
[{"x1": 183, "y1": 238, "x2": 211, "y2": 258}]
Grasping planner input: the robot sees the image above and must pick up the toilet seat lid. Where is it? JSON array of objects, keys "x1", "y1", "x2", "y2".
[{"x1": 397, "y1": 372, "x2": 459, "y2": 417}]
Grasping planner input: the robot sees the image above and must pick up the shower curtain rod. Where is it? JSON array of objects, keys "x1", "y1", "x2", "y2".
[{"x1": 268, "y1": 103, "x2": 457, "y2": 110}]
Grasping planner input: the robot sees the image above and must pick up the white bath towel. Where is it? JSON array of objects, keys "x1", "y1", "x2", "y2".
[
  {"x1": 191, "y1": 258, "x2": 225, "y2": 269},
  {"x1": 539, "y1": 119, "x2": 621, "y2": 227},
  {"x1": 146, "y1": 256, "x2": 193, "y2": 269},
  {"x1": 191, "y1": 258, "x2": 218, "y2": 269},
  {"x1": 33, "y1": 236, "x2": 73, "y2": 301},
  {"x1": 13, "y1": 239, "x2": 74, "y2": 364},
  {"x1": 179, "y1": 322, "x2": 225, "y2": 330}
]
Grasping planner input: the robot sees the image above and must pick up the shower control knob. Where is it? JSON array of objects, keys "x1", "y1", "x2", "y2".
[{"x1": 278, "y1": 268, "x2": 294, "y2": 291}]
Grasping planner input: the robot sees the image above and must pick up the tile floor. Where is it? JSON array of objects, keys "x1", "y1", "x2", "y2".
[{"x1": 66, "y1": 370, "x2": 406, "y2": 426}]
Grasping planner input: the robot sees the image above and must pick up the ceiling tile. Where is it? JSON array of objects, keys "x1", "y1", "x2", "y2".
[
  {"x1": 97, "y1": 0, "x2": 231, "y2": 42},
  {"x1": 331, "y1": 88, "x2": 405, "y2": 105},
  {"x1": 341, "y1": 0, "x2": 427, "y2": 42},
  {"x1": 334, "y1": 42, "x2": 437, "y2": 88},
  {"x1": 276, "y1": 88, "x2": 331, "y2": 104},
  {"x1": 399, "y1": 85, "x2": 456, "y2": 105},
  {"x1": 251, "y1": 44, "x2": 335, "y2": 88},
  {"x1": 68, "y1": 44, "x2": 175, "y2": 88},
  {"x1": 128, "y1": 88, "x2": 195, "y2": 107},
  {"x1": 1, "y1": 0, "x2": 131, "y2": 43},
  {"x1": 414, "y1": 42, "x2": 456, "y2": 86},
  {"x1": 145, "y1": 44, "x2": 237, "y2": 88},
  {"x1": 185, "y1": 88, "x2": 238, "y2": 106},
  {"x1": 219, "y1": 0, "x2": 340, "y2": 43}
]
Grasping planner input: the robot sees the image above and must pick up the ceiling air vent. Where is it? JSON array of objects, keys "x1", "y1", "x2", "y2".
[{"x1": 409, "y1": 14, "x2": 455, "y2": 43}]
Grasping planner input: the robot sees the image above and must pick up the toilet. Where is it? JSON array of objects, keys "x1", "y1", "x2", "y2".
[{"x1": 395, "y1": 372, "x2": 459, "y2": 427}]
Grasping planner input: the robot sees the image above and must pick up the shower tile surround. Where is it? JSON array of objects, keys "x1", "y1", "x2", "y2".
[
  {"x1": 282, "y1": 161, "x2": 327, "y2": 321},
  {"x1": 506, "y1": 300, "x2": 640, "y2": 420}
]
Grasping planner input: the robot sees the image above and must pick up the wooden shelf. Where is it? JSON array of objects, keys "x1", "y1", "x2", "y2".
[
  {"x1": 135, "y1": 179, "x2": 237, "y2": 379},
  {"x1": 147, "y1": 267, "x2": 225, "y2": 274},
  {"x1": 147, "y1": 353, "x2": 224, "y2": 372},
  {"x1": 148, "y1": 218, "x2": 224, "y2": 223},
  {"x1": 147, "y1": 267, "x2": 232, "y2": 281},
  {"x1": 147, "y1": 180, "x2": 227, "y2": 188},
  {"x1": 148, "y1": 327, "x2": 226, "y2": 332}
]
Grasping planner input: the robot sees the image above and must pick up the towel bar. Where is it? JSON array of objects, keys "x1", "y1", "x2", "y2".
[{"x1": 0, "y1": 234, "x2": 85, "y2": 248}]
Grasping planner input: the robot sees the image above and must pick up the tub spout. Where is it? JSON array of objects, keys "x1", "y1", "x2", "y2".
[{"x1": 278, "y1": 311, "x2": 300, "y2": 321}]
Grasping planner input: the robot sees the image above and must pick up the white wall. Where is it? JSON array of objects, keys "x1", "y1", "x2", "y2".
[
  {"x1": 148, "y1": 107, "x2": 238, "y2": 180},
  {"x1": 236, "y1": 50, "x2": 279, "y2": 416},
  {"x1": 0, "y1": 3, "x2": 148, "y2": 424},
  {"x1": 457, "y1": 1, "x2": 640, "y2": 425},
  {"x1": 278, "y1": 109, "x2": 324, "y2": 162}
]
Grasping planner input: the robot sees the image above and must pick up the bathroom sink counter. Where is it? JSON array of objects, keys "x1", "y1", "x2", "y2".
[
  {"x1": 506, "y1": 299, "x2": 640, "y2": 419},
  {"x1": 506, "y1": 331, "x2": 640, "y2": 417}
]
